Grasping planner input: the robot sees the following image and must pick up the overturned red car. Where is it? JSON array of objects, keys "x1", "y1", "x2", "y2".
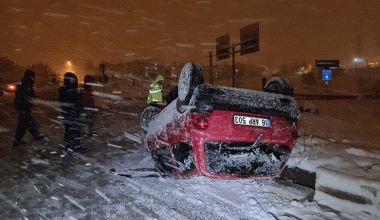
[{"x1": 141, "y1": 63, "x2": 300, "y2": 179}]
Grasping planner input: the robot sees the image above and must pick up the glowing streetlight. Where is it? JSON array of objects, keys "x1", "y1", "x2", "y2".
[
  {"x1": 353, "y1": 58, "x2": 363, "y2": 63},
  {"x1": 63, "y1": 61, "x2": 74, "y2": 76}
]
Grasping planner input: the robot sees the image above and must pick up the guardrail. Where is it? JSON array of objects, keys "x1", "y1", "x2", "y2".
[{"x1": 294, "y1": 94, "x2": 380, "y2": 100}]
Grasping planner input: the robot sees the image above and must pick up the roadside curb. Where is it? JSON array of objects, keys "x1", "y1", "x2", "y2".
[
  {"x1": 314, "y1": 167, "x2": 380, "y2": 216},
  {"x1": 280, "y1": 166, "x2": 380, "y2": 217}
]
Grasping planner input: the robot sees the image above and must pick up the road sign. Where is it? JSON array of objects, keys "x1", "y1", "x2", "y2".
[
  {"x1": 216, "y1": 34, "x2": 230, "y2": 60},
  {"x1": 323, "y1": 70, "x2": 332, "y2": 81},
  {"x1": 316, "y1": 60, "x2": 339, "y2": 70},
  {"x1": 240, "y1": 22, "x2": 259, "y2": 55},
  {"x1": 99, "y1": 64, "x2": 105, "y2": 72},
  {"x1": 101, "y1": 74, "x2": 109, "y2": 84}
]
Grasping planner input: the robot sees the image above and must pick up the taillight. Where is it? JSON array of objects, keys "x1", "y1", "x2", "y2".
[{"x1": 194, "y1": 117, "x2": 209, "y2": 130}]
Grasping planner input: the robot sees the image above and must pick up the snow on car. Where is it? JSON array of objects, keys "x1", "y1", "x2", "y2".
[{"x1": 141, "y1": 62, "x2": 300, "y2": 179}]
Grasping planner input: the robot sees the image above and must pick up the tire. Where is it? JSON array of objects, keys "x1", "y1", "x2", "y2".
[
  {"x1": 140, "y1": 106, "x2": 160, "y2": 132},
  {"x1": 264, "y1": 77, "x2": 294, "y2": 97},
  {"x1": 165, "y1": 86, "x2": 178, "y2": 105},
  {"x1": 178, "y1": 63, "x2": 204, "y2": 106}
]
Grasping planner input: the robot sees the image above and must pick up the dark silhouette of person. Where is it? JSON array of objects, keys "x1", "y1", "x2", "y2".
[
  {"x1": 59, "y1": 72, "x2": 83, "y2": 153},
  {"x1": 80, "y1": 75, "x2": 96, "y2": 137},
  {"x1": 13, "y1": 70, "x2": 44, "y2": 147},
  {"x1": 262, "y1": 77, "x2": 267, "y2": 90}
]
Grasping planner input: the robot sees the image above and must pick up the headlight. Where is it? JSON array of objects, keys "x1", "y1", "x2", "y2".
[{"x1": 7, "y1": 84, "x2": 16, "y2": 92}]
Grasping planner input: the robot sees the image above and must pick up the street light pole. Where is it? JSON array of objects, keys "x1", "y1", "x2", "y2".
[
  {"x1": 209, "y1": 51, "x2": 213, "y2": 84},
  {"x1": 232, "y1": 44, "x2": 236, "y2": 87},
  {"x1": 99, "y1": 64, "x2": 105, "y2": 92}
]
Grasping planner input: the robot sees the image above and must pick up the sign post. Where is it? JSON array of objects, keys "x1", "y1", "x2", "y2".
[
  {"x1": 315, "y1": 60, "x2": 339, "y2": 70},
  {"x1": 99, "y1": 64, "x2": 106, "y2": 92},
  {"x1": 216, "y1": 34, "x2": 230, "y2": 61},
  {"x1": 207, "y1": 51, "x2": 214, "y2": 84},
  {"x1": 322, "y1": 69, "x2": 332, "y2": 84},
  {"x1": 240, "y1": 22, "x2": 259, "y2": 55},
  {"x1": 210, "y1": 22, "x2": 259, "y2": 87},
  {"x1": 316, "y1": 59, "x2": 338, "y2": 85}
]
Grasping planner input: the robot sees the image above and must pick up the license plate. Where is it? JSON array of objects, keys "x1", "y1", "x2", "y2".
[{"x1": 233, "y1": 115, "x2": 271, "y2": 128}]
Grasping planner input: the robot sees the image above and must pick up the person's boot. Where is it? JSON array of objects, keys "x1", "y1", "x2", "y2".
[
  {"x1": 73, "y1": 145, "x2": 86, "y2": 153},
  {"x1": 90, "y1": 130, "x2": 97, "y2": 137},
  {"x1": 34, "y1": 135, "x2": 45, "y2": 141},
  {"x1": 65, "y1": 147, "x2": 74, "y2": 155},
  {"x1": 13, "y1": 139, "x2": 26, "y2": 147}
]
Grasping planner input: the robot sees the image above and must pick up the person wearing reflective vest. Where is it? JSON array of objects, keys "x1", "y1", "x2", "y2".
[{"x1": 147, "y1": 75, "x2": 164, "y2": 105}]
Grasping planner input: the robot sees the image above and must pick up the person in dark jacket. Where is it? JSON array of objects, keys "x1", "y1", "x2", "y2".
[
  {"x1": 13, "y1": 70, "x2": 44, "y2": 147},
  {"x1": 80, "y1": 75, "x2": 96, "y2": 137},
  {"x1": 59, "y1": 72, "x2": 83, "y2": 153},
  {"x1": 262, "y1": 77, "x2": 267, "y2": 90}
]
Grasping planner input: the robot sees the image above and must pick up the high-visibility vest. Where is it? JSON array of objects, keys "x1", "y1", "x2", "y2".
[
  {"x1": 147, "y1": 75, "x2": 164, "y2": 104},
  {"x1": 147, "y1": 82, "x2": 163, "y2": 103}
]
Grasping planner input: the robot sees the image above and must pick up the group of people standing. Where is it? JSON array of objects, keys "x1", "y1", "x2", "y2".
[
  {"x1": 13, "y1": 70, "x2": 166, "y2": 153},
  {"x1": 13, "y1": 70, "x2": 96, "y2": 154}
]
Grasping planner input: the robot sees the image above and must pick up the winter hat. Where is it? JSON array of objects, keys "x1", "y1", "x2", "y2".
[
  {"x1": 63, "y1": 72, "x2": 78, "y2": 88},
  {"x1": 22, "y1": 70, "x2": 35, "y2": 86},
  {"x1": 84, "y1": 75, "x2": 94, "y2": 83},
  {"x1": 155, "y1": 75, "x2": 164, "y2": 82},
  {"x1": 24, "y1": 70, "x2": 35, "y2": 78}
]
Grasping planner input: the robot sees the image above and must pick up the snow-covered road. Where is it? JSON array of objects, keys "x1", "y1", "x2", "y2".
[
  {"x1": 104, "y1": 150, "x2": 344, "y2": 220},
  {"x1": 1, "y1": 81, "x2": 380, "y2": 219}
]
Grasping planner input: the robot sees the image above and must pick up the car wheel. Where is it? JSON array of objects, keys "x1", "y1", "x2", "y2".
[
  {"x1": 264, "y1": 77, "x2": 294, "y2": 97},
  {"x1": 177, "y1": 63, "x2": 204, "y2": 112},
  {"x1": 140, "y1": 106, "x2": 160, "y2": 132},
  {"x1": 165, "y1": 85, "x2": 178, "y2": 105}
]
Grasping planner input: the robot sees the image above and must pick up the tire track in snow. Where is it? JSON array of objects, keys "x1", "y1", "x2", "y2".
[
  {"x1": 121, "y1": 177, "x2": 236, "y2": 219},
  {"x1": 122, "y1": 178, "x2": 188, "y2": 219},
  {"x1": 0, "y1": 192, "x2": 26, "y2": 215},
  {"x1": 15, "y1": 153, "x2": 114, "y2": 216},
  {"x1": 121, "y1": 175, "x2": 278, "y2": 219},
  {"x1": 123, "y1": 178, "x2": 188, "y2": 218},
  {"x1": 130, "y1": 205, "x2": 152, "y2": 219},
  {"x1": 71, "y1": 151, "x2": 166, "y2": 219},
  {"x1": 130, "y1": 193, "x2": 189, "y2": 220},
  {"x1": 176, "y1": 179, "x2": 278, "y2": 220}
]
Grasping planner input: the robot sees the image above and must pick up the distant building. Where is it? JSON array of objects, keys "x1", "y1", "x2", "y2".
[{"x1": 123, "y1": 59, "x2": 166, "y2": 80}]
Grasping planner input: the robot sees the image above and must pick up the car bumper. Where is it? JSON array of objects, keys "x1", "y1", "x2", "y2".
[
  {"x1": 175, "y1": 135, "x2": 294, "y2": 179},
  {"x1": 148, "y1": 111, "x2": 297, "y2": 179}
]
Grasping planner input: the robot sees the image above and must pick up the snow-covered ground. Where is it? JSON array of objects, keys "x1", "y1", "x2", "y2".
[
  {"x1": 1, "y1": 76, "x2": 380, "y2": 219},
  {"x1": 106, "y1": 151, "x2": 343, "y2": 220},
  {"x1": 116, "y1": 100, "x2": 380, "y2": 220},
  {"x1": 287, "y1": 99, "x2": 380, "y2": 218},
  {"x1": 102, "y1": 79, "x2": 380, "y2": 219},
  {"x1": 112, "y1": 76, "x2": 380, "y2": 219}
]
